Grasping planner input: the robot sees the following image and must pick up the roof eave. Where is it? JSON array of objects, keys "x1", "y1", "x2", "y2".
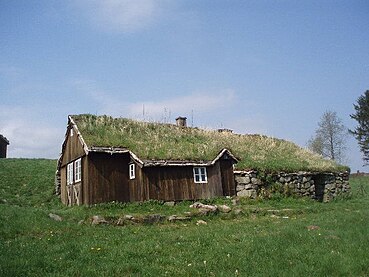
[
  {"x1": 141, "y1": 160, "x2": 212, "y2": 167},
  {"x1": 210, "y1": 148, "x2": 239, "y2": 165},
  {"x1": 0, "y1": 135, "x2": 9, "y2": 145},
  {"x1": 69, "y1": 115, "x2": 89, "y2": 155}
]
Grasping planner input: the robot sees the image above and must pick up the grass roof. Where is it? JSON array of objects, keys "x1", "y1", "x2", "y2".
[{"x1": 71, "y1": 114, "x2": 348, "y2": 173}]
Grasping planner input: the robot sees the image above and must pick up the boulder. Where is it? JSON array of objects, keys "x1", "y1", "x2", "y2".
[
  {"x1": 49, "y1": 213, "x2": 62, "y2": 222},
  {"x1": 91, "y1": 215, "x2": 108, "y2": 225},
  {"x1": 233, "y1": 208, "x2": 243, "y2": 215},
  {"x1": 168, "y1": 215, "x2": 191, "y2": 222},
  {"x1": 218, "y1": 204, "x2": 232, "y2": 213},
  {"x1": 237, "y1": 189, "x2": 256, "y2": 198},
  {"x1": 235, "y1": 176, "x2": 251, "y2": 184},
  {"x1": 144, "y1": 214, "x2": 165, "y2": 224},
  {"x1": 164, "y1": 201, "x2": 175, "y2": 207},
  {"x1": 251, "y1": 178, "x2": 261, "y2": 185},
  {"x1": 190, "y1": 202, "x2": 218, "y2": 212},
  {"x1": 304, "y1": 182, "x2": 311, "y2": 189},
  {"x1": 196, "y1": 220, "x2": 207, "y2": 226},
  {"x1": 198, "y1": 208, "x2": 213, "y2": 216},
  {"x1": 307, "y1": 225, "x2": 320, "y2": 231},
  {"x1": 236, "y1": 185, "x2": 245, "y2": 191},
  {"x1": 231, "y1": 198, "x2": 240, "y2": 206},
  {"x1": 116, "y1": 217, "x2": 126, "y2": 226}
]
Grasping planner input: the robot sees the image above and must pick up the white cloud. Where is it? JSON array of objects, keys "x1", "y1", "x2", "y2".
[
  {"x1": 74, "y1": 0, "x2": 170, "y2": 33},
  {"x1": 0, "y1": 106, "x2": 63, "y2": 159}
]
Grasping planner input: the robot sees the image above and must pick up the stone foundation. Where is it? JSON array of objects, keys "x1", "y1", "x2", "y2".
[{"x1": 234, "y1": 170, "x2": 350, "y2": 202}]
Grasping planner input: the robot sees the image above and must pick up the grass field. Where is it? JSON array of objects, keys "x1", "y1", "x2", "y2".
[{"x1": 0, "y1": 159, "x2": 368, "y2": 276}]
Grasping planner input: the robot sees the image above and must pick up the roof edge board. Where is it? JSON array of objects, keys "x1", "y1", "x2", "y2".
[{"x1": 69, "y1": 115, "x2": 89, "y2": 155}]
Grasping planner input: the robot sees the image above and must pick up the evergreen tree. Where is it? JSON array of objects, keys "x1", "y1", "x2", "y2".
[{"x1": 350, "y1": 90, "x2": 369, "y2": 165}]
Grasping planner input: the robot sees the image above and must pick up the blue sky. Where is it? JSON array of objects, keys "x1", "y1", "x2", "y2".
[{"x1": 0, "y1": 0, "x2": 368, "y2": 171}]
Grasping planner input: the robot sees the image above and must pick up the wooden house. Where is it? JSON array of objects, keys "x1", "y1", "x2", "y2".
[
  {"x1": 57, "y1": 115, "x2": 238, "y2": 206},
  {"x1": 0, "y1": 135, "x2": 9, "y2": 158}
]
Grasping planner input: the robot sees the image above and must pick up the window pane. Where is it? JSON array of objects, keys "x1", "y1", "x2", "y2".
[
  {"x1": 74, "y1": 159, "x2": 81, "y2": 182},
  {"x1": 67, "y1": 163, "x2": 74, "y2": 184},
  {"x1": 193, "y1": 167, "x2": 207, "y2": 183},
  {"x1": 129, "y1": 164, "x2": 135, "y2": 179}
]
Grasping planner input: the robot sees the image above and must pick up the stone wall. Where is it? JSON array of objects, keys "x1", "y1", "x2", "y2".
[
  {"x1": 235, "y1": 170, "x2": 259, "y2": 198},
  {"x1": 234, "y1": 170, "x2": 350, "y2": 202}
]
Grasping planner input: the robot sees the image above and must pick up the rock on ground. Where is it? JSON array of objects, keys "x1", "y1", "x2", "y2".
[
  {"x1": 91, "y1": 215, "x2": 108, "y2": 225},
  {"x1": 196, "y1": 220, "x2": 207, "y2": 226},
  {"x1": 218, "y1": 204, "x2": 232, "y2": 213},
  {"x1": 49, "y1": 213, "x2": 62, "y2": 221}
]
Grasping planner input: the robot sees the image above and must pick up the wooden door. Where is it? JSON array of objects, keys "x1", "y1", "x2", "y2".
[{"x1": 220, "y1": 160, "x2": 236, "y2": 196}]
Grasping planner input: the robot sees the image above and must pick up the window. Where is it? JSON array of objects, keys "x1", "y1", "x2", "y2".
[
  {"x1": 70, "y1": 128, "x2": 74, "y2": 137},
  {"x1": 129, "y1": 163, "x2": 135, "y2": 179},
  {"x1": 74, "y1": 158, "x2": 81, "y2": 182},
  {"x1": 67, "y1": 162, "x2": 74, "y2": 185},
  {"x1": 193, "y1": 167, "x2": 207, "y2": 183}
]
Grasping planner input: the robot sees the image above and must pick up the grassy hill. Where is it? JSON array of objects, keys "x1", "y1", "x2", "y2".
[
  {"x1": 72, "y1": 114, "x2": 348, "y2": 172},
  {"x1": 0, "y1": 159, "x2": 368, "y2": 276}
]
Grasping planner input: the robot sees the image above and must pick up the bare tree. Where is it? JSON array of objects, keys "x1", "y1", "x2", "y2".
[{"x1": 307, "y1": 111, "x2": 347, "y2": 163}]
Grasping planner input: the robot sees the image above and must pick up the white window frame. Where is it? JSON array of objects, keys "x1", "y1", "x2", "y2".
[
  {"x1": 193, "y1": 167, "x2": 207, "y2": 183},
  {"x1": 67, "y1": 162, "x2": 74, "y2": 185},
  {"x1": 129, "y1": 163, "x2": 135, "y2": 180},
  {"x1": 74, "y1": 158, "x2": 82, "y2": 183}
]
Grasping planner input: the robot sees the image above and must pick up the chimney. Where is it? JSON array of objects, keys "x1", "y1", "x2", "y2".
[
  {"x1": 175, "y1": 116, "x2": 187, "y2": 127},
  {"x1": 217, "y1": 128, "x2": 233, "y2": 133}
]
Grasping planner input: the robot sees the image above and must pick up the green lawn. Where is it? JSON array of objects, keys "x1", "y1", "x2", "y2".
[{"x1": 0, "y1": 159, "x2": 368, "y2": 276}]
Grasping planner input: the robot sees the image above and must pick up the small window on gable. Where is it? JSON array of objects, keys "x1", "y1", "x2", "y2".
[
  {"x1": 193, "y1": 167, "x2": 207, "y2": 183},
  {"x1": 70, "y1": 128, "x2": 74, "y2": 137},
  {"x1": 67, "y1": 162, "x2": 74, "y2": 185},
  {"x1": 75, "y1": 158, "x2": 82, "y2": 183},
  {"x1": 129, "y1": 163, "x2": 135, "y2": 180}
]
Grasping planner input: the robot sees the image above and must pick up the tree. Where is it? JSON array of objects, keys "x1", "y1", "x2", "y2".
[
  {"x1": 350, "y1": 90, "x2": 369, "y2": 165},
  {"x1": 307, "y1": 134, "x2": 324, "y2": 156},
  {"x1": 307, "y1": 111, "x2": 347, "y2": 163}
]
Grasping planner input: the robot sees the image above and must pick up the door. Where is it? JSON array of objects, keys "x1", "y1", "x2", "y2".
[{"x1": 220, "y1": 160, "x2": 236, "y2": 196}]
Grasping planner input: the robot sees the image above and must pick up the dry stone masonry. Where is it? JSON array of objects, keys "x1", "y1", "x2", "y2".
[{"x1": 234, "y1": 170, "x2": 350, "y2": 202}]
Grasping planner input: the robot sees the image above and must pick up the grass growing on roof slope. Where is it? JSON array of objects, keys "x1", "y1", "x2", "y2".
[
  {"x1": 0, "y1": 159, "x2": 368, "y2": 276},
  {"x1": 72, "y1": 114, "x2": 347, "y2": 172}
]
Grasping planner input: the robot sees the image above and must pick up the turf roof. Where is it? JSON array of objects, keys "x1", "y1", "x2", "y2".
[{"x1": 70, "y1": 114, "x2": 348, "y2": 173}]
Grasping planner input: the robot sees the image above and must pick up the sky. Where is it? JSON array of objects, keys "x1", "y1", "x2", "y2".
[{"x1": 0, "y1": 0, "x2": 368, "y2": 171}]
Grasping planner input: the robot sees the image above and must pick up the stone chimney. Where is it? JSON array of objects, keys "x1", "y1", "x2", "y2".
[{"x1": 175, "y1": 116, "x2": 187, "y2": 127}]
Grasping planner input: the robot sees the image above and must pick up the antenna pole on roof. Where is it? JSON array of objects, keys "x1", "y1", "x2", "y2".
[
  {"x1": 191, "y1": 109, "x2": 194, "y2": 127},
  {"x1": 142, "y1": 104, "x2": 145, "y2": 121},
  {"x1": 164, "y1": 107, "x2": 168, "y2": 123}
]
